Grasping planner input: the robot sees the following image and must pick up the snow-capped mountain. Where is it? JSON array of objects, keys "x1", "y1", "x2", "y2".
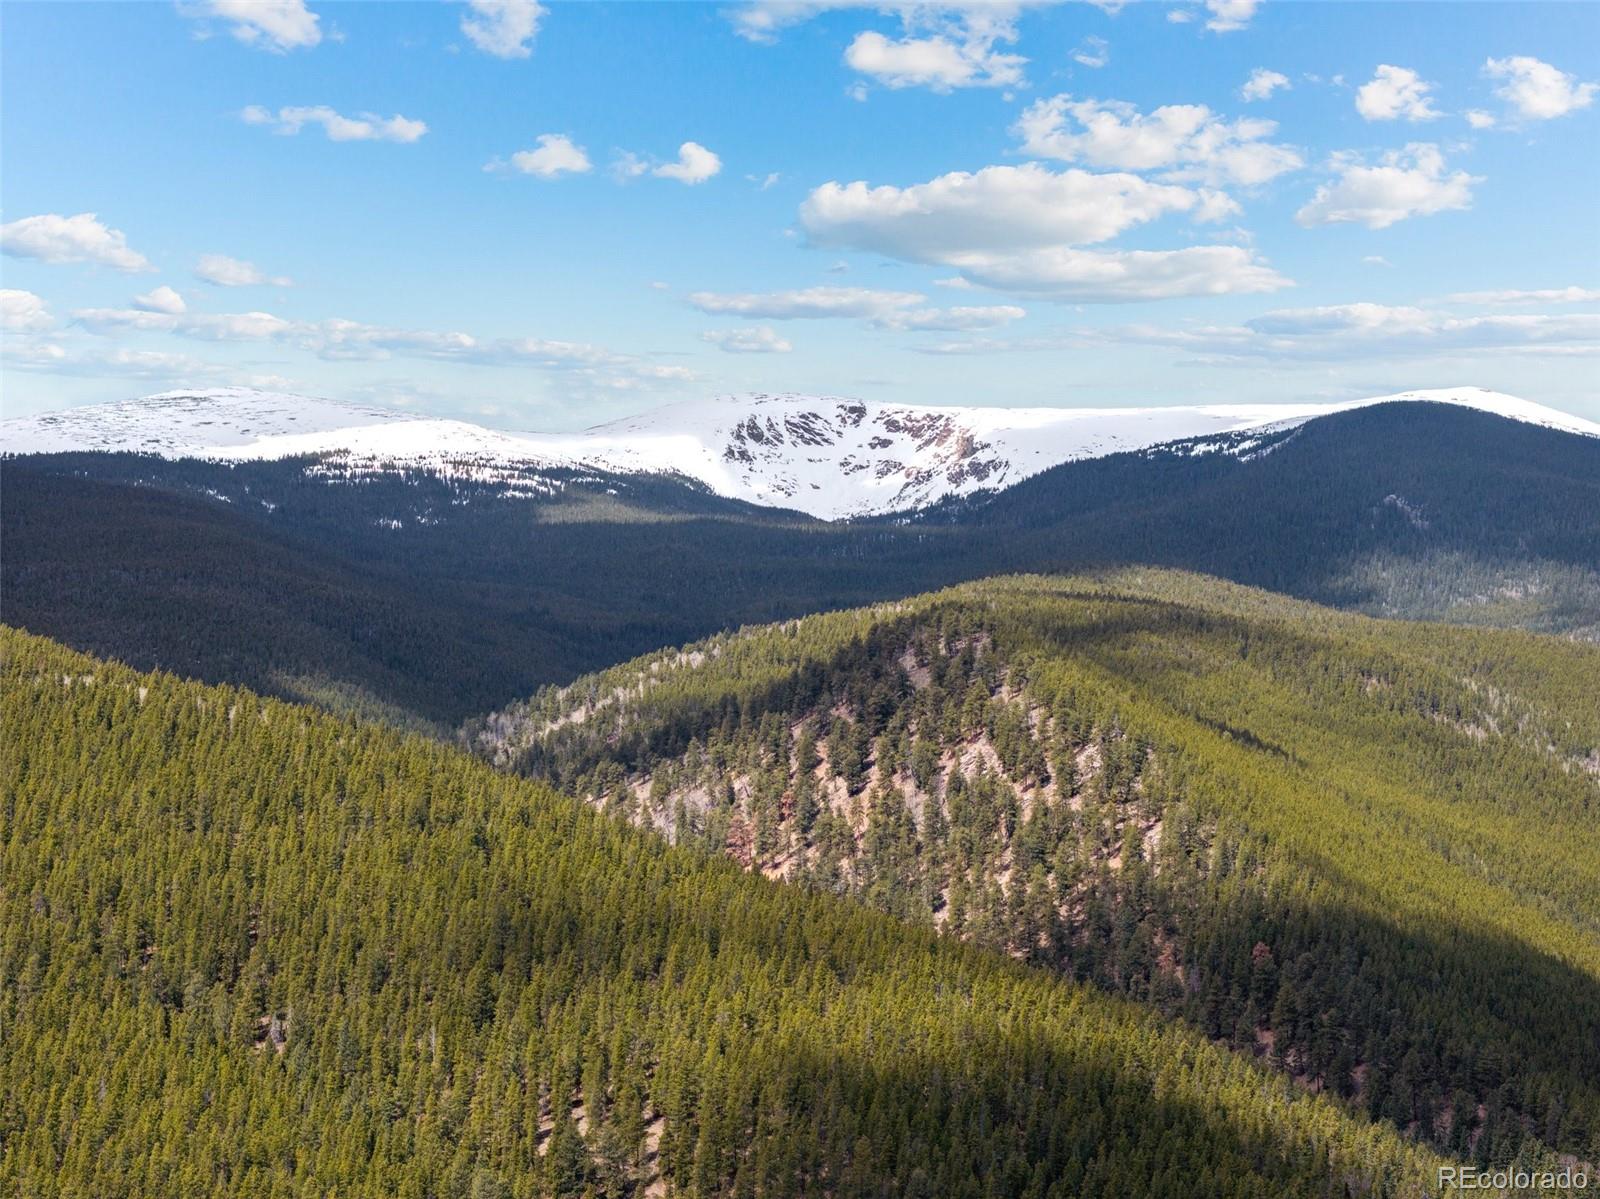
[{"x1": 4, "y1": 386, "x2": 1596, "y2": 520}]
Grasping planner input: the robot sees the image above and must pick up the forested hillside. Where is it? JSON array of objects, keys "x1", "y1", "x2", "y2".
[
  {"x1": 5, "y1": 403, "x2": 1598, "y2": 727},
  {"x1": 472, "y1": 570, "x2": 1600, "y2": 1169},
  {"x1": 928, "y1": 404, "x2": 1600, "y2": 639},
  {"x1": 0, "y1": 627, "x2": 1468, "y2": 1198}
]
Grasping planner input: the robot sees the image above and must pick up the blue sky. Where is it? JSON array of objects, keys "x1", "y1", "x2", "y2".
[{"x1": 3, "y1": 0, "x2": 1598, "y2": 426}]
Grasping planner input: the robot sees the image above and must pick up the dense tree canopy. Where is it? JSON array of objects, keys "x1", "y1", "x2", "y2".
[
  {"x1": 0, "y1": 624, "x2": 1475, "y2": 1198},
  {"x1": 475, "y1": 569, "x2": 1600, "y2": 1169}
]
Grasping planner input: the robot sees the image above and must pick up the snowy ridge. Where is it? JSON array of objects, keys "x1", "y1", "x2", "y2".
[{"x1": 4, "y1": 386, "x2": 1596, "y2": 520}]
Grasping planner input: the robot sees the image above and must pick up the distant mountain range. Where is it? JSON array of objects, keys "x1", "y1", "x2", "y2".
[
  {"x1": 4, "y1": 388, "x2": 1598, "y2": 726},
  {"x1": 6, "y1": 385, "x2": 1595, "y2": 518}
]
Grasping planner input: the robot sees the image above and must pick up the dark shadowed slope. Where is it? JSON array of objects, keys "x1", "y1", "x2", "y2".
[{"x1": 5, "y1": 402, "x2": 1597, "y2": 726}]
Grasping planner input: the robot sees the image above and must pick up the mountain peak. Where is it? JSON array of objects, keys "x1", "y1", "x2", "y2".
[{"x1": 4, "y1": 385, "x2": 1594, "y2": 520}]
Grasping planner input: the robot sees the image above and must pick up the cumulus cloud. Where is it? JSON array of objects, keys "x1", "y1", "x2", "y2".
[
  {"x1": 615, "y1": 144, "x2": 721, "y2": 184},
  {"x1": 1014, "y1": 96, "x2": 1303, "y2": 187},
  {"x1": 1193, "y1": 189, "x2": 1243, "y2": 223},
  {"x1": 493, "y1": 133, "x2": 592, "y2": 178},
  {"x1": 1295, "y1": 144, "x2": 1479, "y2": 230},
  {"x1": 241, "y1": 105, "x2": 428, "y2": 143},
  {"x1": 133, "y1": 286, "x2": 187, "y2": 315},
  {"x1": 0, "y1": 289, "x2": 53, "y2": 331},
  {"x1": 1091, "y1": 302, "x2": 1600, "y2": 360},
  {"x1": 845, "y1": 28, "x2": 1024, "y2": 90},
  {"x1": 1204, "y1": 0, "x2": 1258, "y2": 33},
  {"x1": 462, "y1": 0, "x2": 545, "y2": 58},
  {"x1": 1355, "y1": 65, "x2": 1441, "y2": 122},
  {"x1": 1443, "y1": 286, "x2": 1600, "y2": 305},
  {"x1": 184, "y1": 0, "x2": 321, "y2": 51},
  {"x1": 731, "y1": 2, "x2": 1031, "y2": 90},
  {"x1": 194, "y1": 254, "x2": 292, "y2": 288},
  {"x1": 1240, "y1": 68, "x2": 1289, "y2": 102},
  {"x1": 653, "y1": 142, "x2": 722, "y2": 184},
  {"x1": 1485, "y1": 55, "x2": 1598, "y2": 120},
  {"x1": 0, "y1": 213, "x2": 154, "y2": 273},
  {"x1": 798, "y1": 162, "x2": 1290, "y2": 300},
  {"x1": 1465, "y1": 109, "x2": 1497, "y2": 130},
  {"x1": 803, "y1": 164, "x2": 1198, "y2": 255},
  {"x1": 701, "y1": 326, "x2": 794, "y2": 353}
]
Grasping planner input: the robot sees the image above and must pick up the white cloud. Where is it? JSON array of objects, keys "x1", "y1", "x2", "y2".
[
  {"x1": 1167, "y1": 8, "x2": 1195, "y2": 23},
  {"x1": 1093, "y1": 303, "x2": 1600, "y2": 360},
  {"x1": 0, "y1": 213, "x2": 154, "y2": 273},
  {"x1": 0, "y1": 289, "x2": 52, "y2": 331},
  {"x1": 687, "y1": 286, "x2": 1025, "y2": 330},
  {"x1": 1295, "y1": 144, "x2": 1479, "y2": 230},
  {"x1": 701, "y1": 326, "x2": 794, "y2": 353},
  {"x1": 1443, "y1": 286, "x2": 1600, "y2": 305},
  {"x1": 133, "y1": 286, "x2": 187, "y2": 315},
  {"x1": 1193, "y1": 188, "x2": 1242, "y2": 223},
  {"x1": 186, "y1": 0, "x2": 321, "y2": 52},
  {"x1": 499, "y1": 133, "x2": 592, "y2": 178},
  {"x1": 611, "y1": 151, "x2": 650, "y2": 181},
  {"x1": 194, "y1": 254, "x2": 292, "y2": 288},
  {"x1": 74, "y1": 306, "x2": 293, "y2": 341},
  {"x1": 1015, "y1": 96, "x2": 1303, "y2": 187},
  {"x1": 6, "y1": 341, "x2": 294, "y2": 387},
  {"x1": 462, "y1": 0, "x2": 544, "y2": 59},
  {"x1": 1239, "y1": 68, "x2": 1289, "y2": 102},
  {"x1": 877, "y1": 304, "x2": 1026, "y2": 331},
  {"x1": 4, "y1": 340, "x2": 70, "y2": 366},
  {"x1": 688, "y1": 286, "x2": 925, "y2": 320},
  {"x1": 801, "y1": 162, "x2": 1289, "y2": 300},
  {"x1": 1465, "y1": 109, "x2": 1497, "y2": 130},
  {"x1": 732, "y1": 3, "x2": 1031, "y2": 90},
  {"x1": 653, "y1": 142, "x2": 722, "y2": 184},
  {"x1": 845, "y1": 28, "x2": 1024, "y2": 90},
  {"x1": 1204, "y1": 0, "x2": 1258, "y2": 33},
  {"x1": 56, "y1": 299, "x2": 694, "y2": 392},
  {"x1": 803, "y1": 163, "x2": 1198, "y2": 255},
  {"x1": 1362, "y1": 255, "x2": 1393, "y2": 267},
  {"x1": 241, "y1": 105, "x2": 427, "y2": 143},
  {"x1": 749, "y1": 172, "x2": 782, "y2": 190},
  {"x1": 941, "y1": 245, "x2": 1290, "y2": 301},
  {"x1": 1071, "y1": 35, "x2": 1109, "y2": 69},
  {"x1": 1485, "y1": 55, "x2": 1598, "y2": 120},
  {"x1": 1355, "y1": 65, "x2": 1441, "y2": 122}
]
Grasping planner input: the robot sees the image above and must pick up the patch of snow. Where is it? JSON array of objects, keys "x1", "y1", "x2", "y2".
[{"x1": 3, "y1": 385, "x2": 1595, "y2": 521}]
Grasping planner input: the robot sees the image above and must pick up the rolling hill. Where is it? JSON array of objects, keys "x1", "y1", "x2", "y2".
[
  {"x1": 470, "y1": 569, "x2": 1600, "y2": 1168},
  {"x1": 0, "y1": 624, "x2": 1463, "y2": 1198}
]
